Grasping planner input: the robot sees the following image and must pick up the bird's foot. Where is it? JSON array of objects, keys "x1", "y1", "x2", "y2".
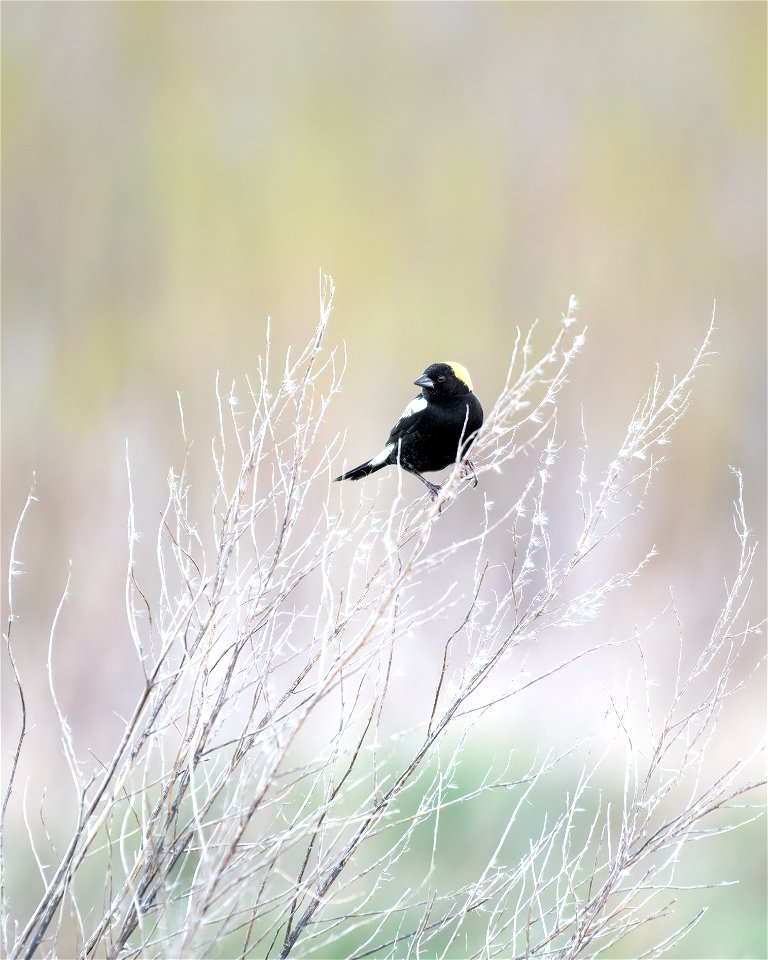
[
  {"x1": 412, "y1": 473, "x2": 445, "y2": 511},
  {"x1": 461, "y1": 459, "x2": 479, "y2": 488}
]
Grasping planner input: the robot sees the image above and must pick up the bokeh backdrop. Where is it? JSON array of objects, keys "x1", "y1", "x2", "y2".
[{"x1": 2, "y1": 3, "x2": 766, "y2": 957}]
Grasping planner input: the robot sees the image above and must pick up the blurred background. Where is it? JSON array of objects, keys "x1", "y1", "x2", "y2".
[{"x1": 2, "y1": 4, "x2": 765, "y2": 957}]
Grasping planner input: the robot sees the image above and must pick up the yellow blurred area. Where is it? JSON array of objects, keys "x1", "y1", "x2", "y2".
[
  {"x1": 2, "y1": 4, "x2": 765, "y2": 957},
  {"x1": 3, "y1": 3, "x2": 765, "y2": 567}
]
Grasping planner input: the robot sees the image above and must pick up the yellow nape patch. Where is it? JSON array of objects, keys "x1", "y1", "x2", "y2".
[{"x1": 446, "y1": 361, "x2": 473, "y2": 391}]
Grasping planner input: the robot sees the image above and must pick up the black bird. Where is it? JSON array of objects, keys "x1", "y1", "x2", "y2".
[{"x1": 335, "y1": 362, "x2": 484, "y2": 499}]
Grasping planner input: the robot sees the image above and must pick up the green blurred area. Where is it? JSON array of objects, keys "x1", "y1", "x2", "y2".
[{"x1": 2, "y1": 3, "x2": 765, "y2": 957}]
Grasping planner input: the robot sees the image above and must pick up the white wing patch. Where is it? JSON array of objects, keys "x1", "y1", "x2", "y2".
[
  {"x1": 400, "y1": 395, "x2": 428, "y2": 420},
  {"x1": 369, "y1": 442, "x2": 395, "y2": 467}
]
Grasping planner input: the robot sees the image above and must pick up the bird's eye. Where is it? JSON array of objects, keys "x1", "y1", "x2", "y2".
[{"x1": 437, "y1": 375, "x2": 446, "y2": 382}]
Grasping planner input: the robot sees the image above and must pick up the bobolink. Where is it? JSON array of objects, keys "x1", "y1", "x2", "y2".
[{"x1": 335, "y1": 362, "x2": 484, "y2": 499}]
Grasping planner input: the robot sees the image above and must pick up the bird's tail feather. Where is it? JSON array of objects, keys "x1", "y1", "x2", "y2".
[{"x1": 334, "y1": 460, "x2": 387, "y2": 482}]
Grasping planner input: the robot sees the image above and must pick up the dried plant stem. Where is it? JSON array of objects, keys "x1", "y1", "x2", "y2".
[{"x1": 2, "y1": 287, "x2": 764, "y2": 960}]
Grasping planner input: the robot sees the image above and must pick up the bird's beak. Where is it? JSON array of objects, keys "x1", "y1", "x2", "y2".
[{"x1": 413, "y1": 374, "x2": 434, "y2": 390}]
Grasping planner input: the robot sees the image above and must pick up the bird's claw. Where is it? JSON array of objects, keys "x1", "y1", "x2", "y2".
[{"x1": 461, "y1": 459, "x2": 479, "y2": 488}]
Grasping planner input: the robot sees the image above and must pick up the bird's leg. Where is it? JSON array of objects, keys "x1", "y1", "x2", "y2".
[
  {"x1": 412, "y1": 472, "x2": 442, "y2": 501},
  {"x1": 461, "y1": 459, "x2": 478, "y2": 488}
]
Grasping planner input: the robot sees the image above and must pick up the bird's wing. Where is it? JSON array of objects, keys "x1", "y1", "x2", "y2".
[{"x1": 386, "y1": 394, "x2": 428, "y2": 444}]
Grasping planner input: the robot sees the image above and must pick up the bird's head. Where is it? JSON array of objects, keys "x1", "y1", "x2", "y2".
[{"x1": 414, "y1": 362, "x2": 474, "y2": 399}]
